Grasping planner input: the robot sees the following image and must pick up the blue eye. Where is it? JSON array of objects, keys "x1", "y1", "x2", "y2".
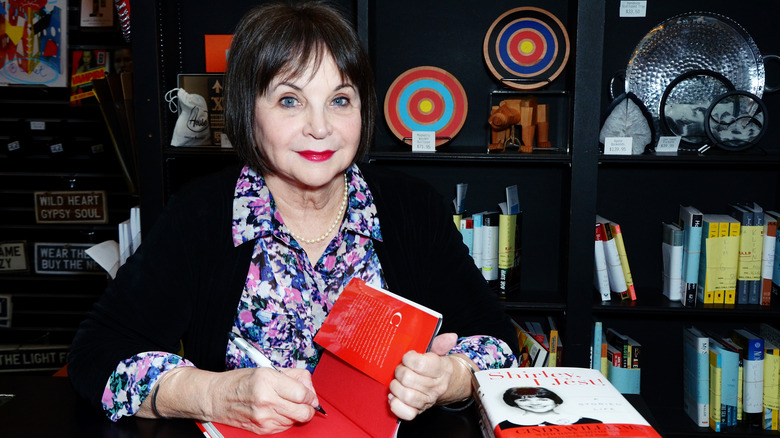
[
  {"x1": 333, "y1": 96, "x2": 349, "y2": 107},
  {"x1": 280, "y1": 97, "x2": 297, "y2": 107}
]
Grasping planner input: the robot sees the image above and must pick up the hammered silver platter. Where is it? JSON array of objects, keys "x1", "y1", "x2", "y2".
[{"x1": 625, "y1": 12, "x2": 765, "y2": 122}]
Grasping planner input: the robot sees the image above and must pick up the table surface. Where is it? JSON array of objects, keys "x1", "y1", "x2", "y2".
[{"x1": 0, "y1": 375, "x2": 484, "y2": 438}]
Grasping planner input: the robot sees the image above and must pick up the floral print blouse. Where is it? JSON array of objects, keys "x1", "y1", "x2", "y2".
[{"x1": 100, "y1": 164, "x2": 515, "y2": 421}]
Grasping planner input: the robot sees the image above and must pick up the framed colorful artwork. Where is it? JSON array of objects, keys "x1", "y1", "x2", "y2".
[{"x1": 1, "y1": 0, "x2": 69, "y2": 87}]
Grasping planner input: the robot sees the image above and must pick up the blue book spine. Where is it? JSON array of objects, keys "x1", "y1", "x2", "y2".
[{"x1": 680, "y1": 208, "x2": 703, "y2": 307}]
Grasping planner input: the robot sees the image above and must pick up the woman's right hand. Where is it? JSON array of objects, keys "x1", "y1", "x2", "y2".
[{"x1": 141, "y1": 366, "x2": 320, "y2": 435}]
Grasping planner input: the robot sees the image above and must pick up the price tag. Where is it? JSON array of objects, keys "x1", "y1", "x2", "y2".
[
  {"x1": 90, "y1": 144, "x2": 105, "y2": 154},
  {"x1": 7, "y1": 141, "x2": 20, "y2": 152},
  {"x1": 619, "y1": 1, "x2": 647, "y2": 17},
  {"x1": 30, "y1": 121, "x2": 46, "y2": 130},
  {"x1": 604, "y1": 137, "x2": 633, "y2": 155},
  {"x1": 49, "y1": 143, "x2": 64, "y2": 154},
  {"x1": 655, "y1": 136, "x2": 681, "y2": 153},
  {"x1": 412, "y1": 131, "x2": 436, "y2": 153}
]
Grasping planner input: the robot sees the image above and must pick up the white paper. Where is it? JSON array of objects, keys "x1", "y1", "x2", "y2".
[
  {"x1": 604, "y1": 137, "x2": 633, "y2": 155},
  {"x1": 619, "y1": 1, "x2": 647, "y2": 17},
  {"x1": 119, "y1": 220, "x2": 131, "y2": 266},
  {"x1": 656, "y1": 136, "x2": 681, "y2": 153},
  {"x1": 86, "y1": 240, "x2": 120, "y2": 279},
  {"x1": 130, "y1": 206, "x2": 142, "y2": 254},
  {"x1": 412, "y1": 131, "x2": 436, "y2": 153}
]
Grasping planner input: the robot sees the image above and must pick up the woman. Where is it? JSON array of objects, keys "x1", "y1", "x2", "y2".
[
  {"x1": 68, "y1": 2, "x2": 517, "y2": 435},
  {"x1": 499, "y1": 387, "x2": 602, "y2": 428}
]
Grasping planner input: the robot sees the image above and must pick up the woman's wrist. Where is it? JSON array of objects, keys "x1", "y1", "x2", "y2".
[{"x1": 442, "y1": 354, "x2": 476, "y2": 404}]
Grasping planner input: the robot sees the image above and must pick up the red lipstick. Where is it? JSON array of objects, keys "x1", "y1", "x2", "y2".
[{"x1": 298, "y1": 150, "x2": 334, "y2": 162}]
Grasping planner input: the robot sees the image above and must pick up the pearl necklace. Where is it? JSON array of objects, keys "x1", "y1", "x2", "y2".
[{"x1": 287, "y1": 173, "x2": 348, "y2": 245}]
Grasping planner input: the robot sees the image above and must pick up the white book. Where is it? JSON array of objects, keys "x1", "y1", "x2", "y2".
[{"x1": 472, "y1": 367, "x2": 661, "y2": 437}]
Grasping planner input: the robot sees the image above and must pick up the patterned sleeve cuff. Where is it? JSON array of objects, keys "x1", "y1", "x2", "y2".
[
  {"x1": 101, "y1": 352, "x2": 195, "y2": 421},
  {"x1": 448, "y1": 335, "x2": 517, "y2": 370}
]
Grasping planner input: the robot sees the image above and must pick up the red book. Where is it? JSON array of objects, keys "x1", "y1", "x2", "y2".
[{"x1": 198, "y1": 277, "x2": 443, "y2": 437}]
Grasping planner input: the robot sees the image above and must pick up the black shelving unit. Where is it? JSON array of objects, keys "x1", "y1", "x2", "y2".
[{"x1": 130, "y1": 1, "x2": 780, "y2": 436}]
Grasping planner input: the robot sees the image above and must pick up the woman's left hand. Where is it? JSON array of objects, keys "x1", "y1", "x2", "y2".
[{"x1": 388, "y1": 332, "x2": 475, "y2": 421}]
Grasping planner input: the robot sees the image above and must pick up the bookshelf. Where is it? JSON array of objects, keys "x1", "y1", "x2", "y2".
[{"x1": 131, "y1": 0, "x2": 780, "y2": 436}]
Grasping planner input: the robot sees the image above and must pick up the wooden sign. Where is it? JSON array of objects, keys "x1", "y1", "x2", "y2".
[
  {"x1": 34, "y1": 243, "x2": 104, "y2": 275},
  {"x1": 34, "y1": 190, "x2": 108, "y2": 224},
  {"x1": 0, "y1": 241, "x2": 28, "y2": 273}
]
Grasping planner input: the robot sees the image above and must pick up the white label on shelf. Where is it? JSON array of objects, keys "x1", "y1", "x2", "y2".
[
  {"x1": 7, "y1": 141, "x2": 20, "y2": 152},
  {"x1": 49, "y1": 143, "x2": 64, "y2": 154},
  {"x1": 619, "y1": 1, "x2": 647, "y2": 17},
  {"x1": 412, "y1": 131, "x2": 436, "y2": 153},
  {"x1": 30, "y1": 121, "x2": 46, "y2": 130},
  {"x1": 655, "y1": 136, "x2": 681, "y2": 153},
  {"x1": 604, "y1": 137, "x2": 632, "y2": 155}
]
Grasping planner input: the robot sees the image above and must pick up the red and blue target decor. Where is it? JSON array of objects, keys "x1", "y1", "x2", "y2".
[
  {"x1": 483, "y1": 7, "x2": 570, "y2": 90},
  {"x1": 384, "y1": 66, "x2": 468, "y2": 147}
]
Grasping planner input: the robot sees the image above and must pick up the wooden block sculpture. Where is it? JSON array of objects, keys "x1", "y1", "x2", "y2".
[{"x1": 488, "y1": 97, "x2": 549, "y2": 153}]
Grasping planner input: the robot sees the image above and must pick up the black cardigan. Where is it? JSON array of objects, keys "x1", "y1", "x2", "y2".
[{"x1": 68, "y1": 163, "x2": 518, "y2": 409}]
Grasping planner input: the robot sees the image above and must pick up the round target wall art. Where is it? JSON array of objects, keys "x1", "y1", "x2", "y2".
[
  {"x1": 384, "y1": 66, "x2": 468, "y2": 147},
  {"x1": 483, "y1": 7, "x2": 570, "y2": 90}
]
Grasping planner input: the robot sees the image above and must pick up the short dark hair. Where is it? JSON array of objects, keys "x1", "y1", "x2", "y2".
[
  {"x1": 224, "y1": 1, "x2": 376, "y2": 174},
  {"x1": 503, "y1": 387, "x2": 564, "y2": 407}
]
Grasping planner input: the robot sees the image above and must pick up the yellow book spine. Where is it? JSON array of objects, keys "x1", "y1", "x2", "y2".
[
  {"x1": 610, "y1": 223, "x2": 636, "y2": 300},
  {"x1": 724, "y1": 221, "x2": 741, "y2": 306},
  {"x1": 702, "y1": 221, "x2": 719, "y2": 305},
  {"x1": 710, "y1": 350, "x2": 723, "y2": 432},
  {"x1": 714, "y1": 221, "x2": 730, "y2": 304}
]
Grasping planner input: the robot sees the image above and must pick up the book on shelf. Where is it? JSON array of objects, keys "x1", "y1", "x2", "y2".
[
  {"x1": 709, "y1": 334, "x2": 741, "y2": 427},
  {"x1": 729, "y1": 204, "x2": 754, "y2": 305},
  {"x1": 661, "y1": 222, "x2": 684, "y2": 302},
  {"x1": 724, "y1": 215, "x2": 742, "y2": 306},
  {"x1": 607, "y1": 344, "x2": 622, "y2": 368},
  {"x1": 762, "y1": 339, "x2": 780, "y2": 430},
  {"x1": 605, "y1": 328, "x2": 630, "y2": 369},
  {"x1": 472, "y1": 367, "x2": 661, "y2": 438},
  {"x1": 511, "y1": 320, "x2": 549, "y2": 368},
  {"x1": 679, "y1": 205, "x2": 704, "y2": 307},
  {"x1": 741, "y1": 202, "x2": 765, "y2": 305},
  {"x1": 596, "y1": 221, "x2": 629, "y2": 300},
  {"x1": 481, "y1": 212, "x2": 500, "y2": 284},
  {"x1": 683, "y1": 326, "x2": 709, "y2": 427},
  {"x1": 498, "y1": 212, "x2": 521, "y2": 296},
  {"x1": 730, "y1": 328, "x2": 764, "y2": 427},
  {"x1": 460, "y1": 217, "x2": 474, "y2": 258},
  {"x1": 766, "y1": 211, "x2": 780, "y2": 299},
  {"x1": 591, "y1": 319, "x2": 603, "y2": 371},
  {"x1": 525, "y1": 321, "x2": 548, "y2": 348},
  {"x1": 761, "y1": 212, "x2": 777, "y2": 306},
  {"x1": 597, "y1": 216, "x2": 636, "y2": 300},
  {"x1": 625, "y1": 335, "x2": 642, "y2": 369},
  {"x1": 198, "y1": 277, "x2": 442, "y2": 437},
  {"x1": 761, "y1": 324, "x2": 780, "y2": 430},
  {"x1": 697, "y1": 214, "x2": 739, "y2": 307},
  {"x1": 546, "y1": 316, "x2": 562, "y2": 367},
  {"x1": 594, "y1": 222, "x2": 612, "y2": 302},
  {"x1": 730, "y1": 203, "x2": 764, "y2": 305},
  {"x1": 709, "y1": 338, "x2": 725, "y2": 432},
  {"x1": 472, "y1": 212, "x2": 485, "y2": 270}
]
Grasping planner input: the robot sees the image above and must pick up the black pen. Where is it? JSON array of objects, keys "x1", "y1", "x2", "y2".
[{"x1": 228, "y1": 332, "x2": 327, "y2": 416}]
